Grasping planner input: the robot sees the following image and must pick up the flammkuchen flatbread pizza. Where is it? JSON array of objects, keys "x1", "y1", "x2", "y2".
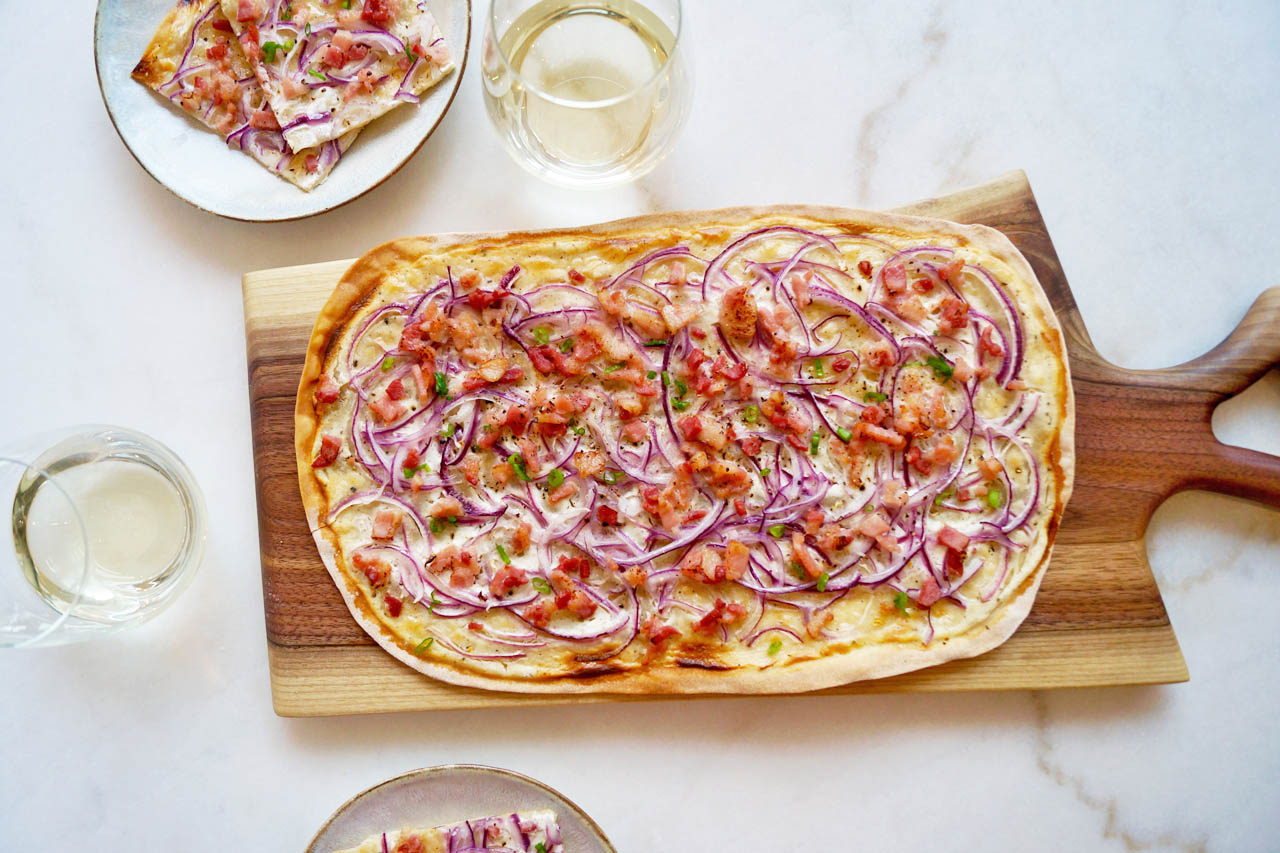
[{"x1": 295, "y1": 207, "x2": 1074, "y2": 693}]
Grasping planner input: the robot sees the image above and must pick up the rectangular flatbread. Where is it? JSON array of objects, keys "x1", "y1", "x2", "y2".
[
  {"x1": 218, "y1": 0, "x2": 455, "y2": 151},
  {"x1": 132, "y1": 0, "x2": 357, "y2": 191},
  {"x1": 334, "y1": 810, "x2": 563, "y2": 853}
]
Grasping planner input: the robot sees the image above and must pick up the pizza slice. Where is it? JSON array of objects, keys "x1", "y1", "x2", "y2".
[
  {"x1": 132, "y1": 0, "x2": 358, "y2": 191},
  {"x1": 218, "y1": 0, "x2": 455, "y2": 152},
  {"x1": 334, "y1": 810, "x2": 564, "y2": 853}
]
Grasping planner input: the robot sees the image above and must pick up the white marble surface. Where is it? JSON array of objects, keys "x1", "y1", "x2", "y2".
[{"x1": 2, "y1": 1, "x2": 1279, "y2": 850}]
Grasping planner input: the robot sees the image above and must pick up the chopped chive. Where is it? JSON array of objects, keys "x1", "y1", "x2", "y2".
[
  {"x1": 547, "y1": 468, "x2": 565, "y2": 489},
  {"x1": 768, "y1": 524, "x2": 785, "y2": 538},
  {"x1": 508, "y1": 453, "x2": 531, "y2": 482},
  {"x1": 742, "y1": 405, "x2": 759, "y2": 423},
  {"x1": 307, "y1": 67, "x2": 326, "y2": 80},
  {"x1": 645, "y1": 339, "x2": 668, "y2": 347},
  {"x1": 558, "y1": 338, "x2": 575, "y2": 354},
  {"x1": 817, "y1": 572, "x2": 829, "y2": 592},
  {"x1": 646, "y1": 370, "x2": 658, "y2": 380},
  {"x1": 536, "y1": 844, "x2": 548, "y2": 853},
  {"x1": 434, "y1": 372, "x2": 448, "y2": 395},
  {"x1": 836, "y1": 427, "x2": 853, "y2": 443},
  {"x1": 987, "y1": 484, "x2": 1004, "y2": 508},
  {"x1": 863, "y1": 503, "x2": 876, "y2": 513},
  {"x1": 402, "y1": 464, "x2": 429, "y2": 479},
  {"x1": 496, "y1": 543, "x2": 511, "y2": 565},
  {"x1": 933, "y1": 489, "x2": 954, "y2": 507},
  {"x1": 305, "y1": 22, "x2": 311, "y2": 35},
  {"x1": 532, "y1": 326, "x2": 551, "y2": 345},
  {"x1": 380, "y1": 356, "x2": 394, "y2": 372},
  {"x1": 604, "y1": 363, "x2": 624, "y2": 374},
  {"x1": 790, "y1": 561, "x2": 806, "y2": 580},
  {"x1": 863, "y1": 391, "x2": 888, "y2": 403},
  {"x1": 810, "y1": 431, "x2": 822, "y2": 455},
  {"x1": 893, "y1": 591, "x2": 910, "y2": 615},
  {"x1": 767, "y1": 639, "x2": 783, "y2": 656},
  {"x1": 571, "y1": 425, "x2": 586, "y2": 436},
  {"x1": 531, "y1": 577, "x2": 552, "y2": 594},
  {"x1": 439, "y1": 422, "x2": 456, "y2": 439},
  {"x1": 759, "y1": 467, "x2": 772, "y2": 477},
  {"x1": 261, "y1": 41, "x2": 285, "y2": 62},
  {"x1": 812, "y1": 358, "x2": 824, "y2": 378},
  {"x1": 429, "y1": 518, "x2": 443, "y2": 534},
  {"x1": 671, "y1": 399, "x2": 690, "y2": 411},
  {"x1": 925, "y1": 355, "x2": 954, "y2": 380},
  {"x1": 660, "y1": 370, "x2": 671, "y2": 387},
  {"x1": 428, "y1": 591, "x2": 438, "y2": 614},
  {"x1": 674, "y1": 378, "x2": 688, "y2": 397},
  {"x1": 412, "y1": 636, "x2": 434, "y2": 655},
  {"x1": 342, "y1": 0, "x2": 352, "y2": 8},
  {"x1": 600, "y1": 470, "x2": 623, "y2": 485}
]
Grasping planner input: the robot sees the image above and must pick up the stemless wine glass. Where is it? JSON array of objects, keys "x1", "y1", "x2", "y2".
[
  {"x1": 1, "y1": 426, "x2": 206, "y2": 648},
  {"x1": 482, "y1": 0, "x2": 691, "y2": 188}
]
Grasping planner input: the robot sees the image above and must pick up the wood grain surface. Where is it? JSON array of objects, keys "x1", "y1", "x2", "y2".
[{"x1": 242, "y1": 171, "x2": 1279, "y2": 716}]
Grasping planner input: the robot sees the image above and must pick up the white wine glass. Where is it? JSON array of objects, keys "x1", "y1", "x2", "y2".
[
  {"x1": 482, "y1": 0, "x2": 692, "y2": 188},
  {"x1": 1, "y1": 425, "x2": 206, "y2": 648}
]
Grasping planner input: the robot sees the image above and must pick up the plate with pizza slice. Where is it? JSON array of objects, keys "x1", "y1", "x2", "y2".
[
  {"x1": 306, "y1": 765, "x2": 616, "y2": 853},
  {"x1": 95, "y1": 0, "x2": 470, "y2": 221}
]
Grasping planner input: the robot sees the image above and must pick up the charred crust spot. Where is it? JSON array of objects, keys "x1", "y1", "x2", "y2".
[
  {"x1": 675, "y1": 657, "x2": 731, "y2": 671},
  {"x1": 565, "y1": 663, "x2": 626, "y2": 679}
]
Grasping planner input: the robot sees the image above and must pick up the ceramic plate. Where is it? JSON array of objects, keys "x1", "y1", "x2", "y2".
[
  {"x1": 94, "y1": 0, "x2": 471, "y2": 221},
  {"x1": 306, "y1": 765, "x2": 617, "y2": 853}
]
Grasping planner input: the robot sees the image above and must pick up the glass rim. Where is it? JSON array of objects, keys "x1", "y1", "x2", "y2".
[
  {"x1": 0, "y1": 456, "x2": 91, "y2": 647},
  {"x1": 486, "y1": 0, "x2": 684, "y2": 110}
]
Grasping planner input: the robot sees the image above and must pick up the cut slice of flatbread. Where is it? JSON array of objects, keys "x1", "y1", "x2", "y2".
[
  {"x1": 333, "y1": 809, "x2": 563, "y2": 853},
  {"x1": 218, "y1": 0, "x2": 455, "y2": 151},
  {"x1": 132, "y1": 0, "x2": 358, "y2": 191}
]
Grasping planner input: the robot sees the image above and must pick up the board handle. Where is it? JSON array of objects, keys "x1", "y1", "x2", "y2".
[{"x1": 1163, "y1": 286, "x2": 1280, "y2": 507}]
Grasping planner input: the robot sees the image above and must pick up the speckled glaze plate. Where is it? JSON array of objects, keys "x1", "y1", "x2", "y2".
[
  {"x1": 94, "y1": 0, "x2": 470, "y2": 222},
  {"x1": 306, "y1": 765, "x2": 617, "y2": 853}
]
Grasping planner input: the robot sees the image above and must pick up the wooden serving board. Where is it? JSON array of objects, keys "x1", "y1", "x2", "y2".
[{"x1": 243, "y1": 171, "x2": 1280, "y2": 717}]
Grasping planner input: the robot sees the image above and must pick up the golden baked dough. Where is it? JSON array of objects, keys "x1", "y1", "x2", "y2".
[{"x1": 296, "y1": 207, "x2": 1074, "y2": 694}]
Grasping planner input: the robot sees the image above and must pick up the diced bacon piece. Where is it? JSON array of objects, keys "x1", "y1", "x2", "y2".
[
  {"x1": 523, "y1": 598, "x2": 555, "y2": 628},
  {"x1": 597, "y1": 506, "x2": 619, "y2": 526},
  {"x1": 460, "y1": 455, "x2": 481, "y2": 486},
  {"x1": 449, "y1": 560, "x2": 478, "y2": 589},
  {"x1": 862, "y1": 340, "x2": 895, "y2": 369},
  {"x1": 429, "y1": 496, "x2": 463, "y2": 520},
  {"x1": 944, "y1": 548, "x2": 965, "y2": 580},
  {"x1": 806, "y1": 610, "x2": 835, "y2": 638},
  {"x1": 662, "y1": 302, "x2": 699, "y2": 332},
  {"x1": 528, "y1": 346, "x2": 556, "y2": 374},
  {"x1": 281, "y1": 76, "x2": 306, "y2": 97},
  {"x1": 386, "y1": 377, "x2": 406, "y2": 400},
  {"x1": 906, "y1": 444, "x2": 931, "y2": 476},
  {"x1": 568, "y1": 268, "x2": 587, "y2": 284},
  {"x1": 517, "y1": 437, "x2": 543, "y2": 477},
  {"x1": 501, "y1": 404, "x2": 530, "y2": 436},
  {"x1": 861, "y1": 403, "x2": 887, "y2": 425},
  {"x1": 678, "y1": 415, "x2": 703, "y2": 441},
  {"x1": 360, "y1": 0, "x2": 397, "y2": 27},
  {"x1": 816, "y1": 524, "x2": 855, "y2": 552},
  {"x1": 332, "y1": 30, "x2": 354, "y2": 52},
  {"x1": 311, "y1": 434, "x2": 341, "y2": 468},
  {"x1": 791, "y1": 531, "x2": 823, "y2": 578},
  {"x1": 938, "y1": 525, "x2": 970, "y2": 553},
  {"x1": 832, "y1": 356, "x2": 852, "y2": 373},
  {"x1": 352, "y1": 552, "x2": 389, "y2": 587},
  {"x1": 859, "y1": 513, "x2": 890, "y2": 538},
  {"x1": 712, "y1": 355, "x2": 747, "y2": 381},
  {"x1": 620, "y1": 420, "x2": 648, "y2": 444},
  {"x1": 490, "y1": 461, "x2": 513, "y2": 486},
  {"x1": 882, "y1": 479, "x2": 908, "y2": 510},
  {"x1": 938, "y1": 297, "x2": 970, "y2": 333},
  {"x1": 615, "y1": 391, "x2": 647, "y2": 420},
  {"x1": 940, "y1": 257, "x2": 966, "y2": 283},
  {"x1": 425, "y1": 545, "x2": 457, "y2": 575},
  {"x1": 212, "y1": 18, "x2": 234, "y2": 32},
  {"x1": 565, "y1": 588, "x2": 597, "y2": 619},
  {"x1": 474, "y1": 356, "x2": 508, "y2": 383},
  {"x1": 790, "y1": 271, "x2": 812, "y2": 308},
  {"x1": 697, "y1": 419, "x2": 729, "y2": 451},
  {"x1": 301, "y1": 153, "x2": 319, "y2": 173},
  {"x1": 894, "y1": 294, "x2": 928, "y2": 323},
  {"x1": 371, "y1": 509, "x2": 402, "y2": 541},
  {"x1": 979, "y1": 456, "x2": 1003, "y2": 481},
  {"x1": 734, "y1": 498, "x2": 747, "y2": 516},
  {"x1": 929, "y1": 434, "x2": 960, "y2": 468},
  {"x1": 370, "y1": 395, "x2": 406, "y2": 424},
  {"x1": 489, "y1": 564, "x2": 529, "y2": 598},
  {"x1": 408, "y1": 364, "x2": 429, "y2": 398},
  {"x1": 708, "y1": 461, "x2": 752, "y2": 498},
  {"x1": 598, "y1": 288, "x2": 627, "y2": 316},
  {"x1": 739, "y1": 434, "x2": 763, "y2": 456},
  {"x1": 645, "y1": 618, "x2": 680, "y2": 646},
  {"x1": 324, "y1": 44, "x2": 347, "y2": 66},
  {"x1": 724, "y1": 541, "x2": 749, "y2": 581},
  {"x1": 874, "y1": 533, "x2": 901, "y2": 553},
  {"x1": 384, "y1": 594, "x2": 402, "y2": 617},
  {"x1": 882, "y1": 262, "x2": 907, "y2": 294},
  {"x1": 1006, "y1": 379, "x2": 1028, "y2": 391},
  {"x1": 802, "y1": 508, "x2": 825, "y2": 536},
  {"x1": 916, "y1": 576, "x2": 943, "y2": 608},
  {"x1": 511, "y1": 522, "x2": 532, "y2": 554},
  {"x1": 315, "y1": 374, "x2": 341, "y2": 403},
  {"x1": 548, "y1": 481, "x2": 578, "y2": 504},
  {"x1": 574, "y1": 449, "x2": 606, "y2": 478},
  {"x1": 393, "y1": 835, "x2": 424, "y2": 853},
  {"x1": 980, "y1": 324, "x2": 1006, "y2": 358},
  {"x1": 623, "y1": 565, "x2": 647, "y2": 587},
  {"x1": 857, "y1": 259, "x2": 873, "y2": 278},
  {"x1": 686, "y1": 347, "x2": 709, "y2": 370},
  {"x1": 694, "y1": 599, "x2": 748, "y2": 634},
  {"x1": 785, "y1": 434, "x2": 807, "y2": 451},
  {"x1": 207, "y1": 41, "x2": 229, "y2": 60},
  {"x1": 853, "y1": 422, "x2": 907, "y2": 450},
  {"x1": 911, "y1": 276, "x2": 935, "y2": 294},
  {"x1": 249, "y1": 107, "x2": 279, "y2": 130},
  {"x1": 719, "y1": 285, "x2": 758, "y2": 340},
  {"x1": 237, "y1": 0, "x2": 263, "y2": 22}
]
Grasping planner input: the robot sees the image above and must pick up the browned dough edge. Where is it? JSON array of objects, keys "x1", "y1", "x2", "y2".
[{"x1": 295, "y1": 204, "x2": 1075, "y2": 695}]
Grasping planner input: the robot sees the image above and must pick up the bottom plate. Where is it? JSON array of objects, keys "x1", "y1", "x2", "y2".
[{"x1": 307, "y1": 765, "x2": 617, "y2": 853}]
